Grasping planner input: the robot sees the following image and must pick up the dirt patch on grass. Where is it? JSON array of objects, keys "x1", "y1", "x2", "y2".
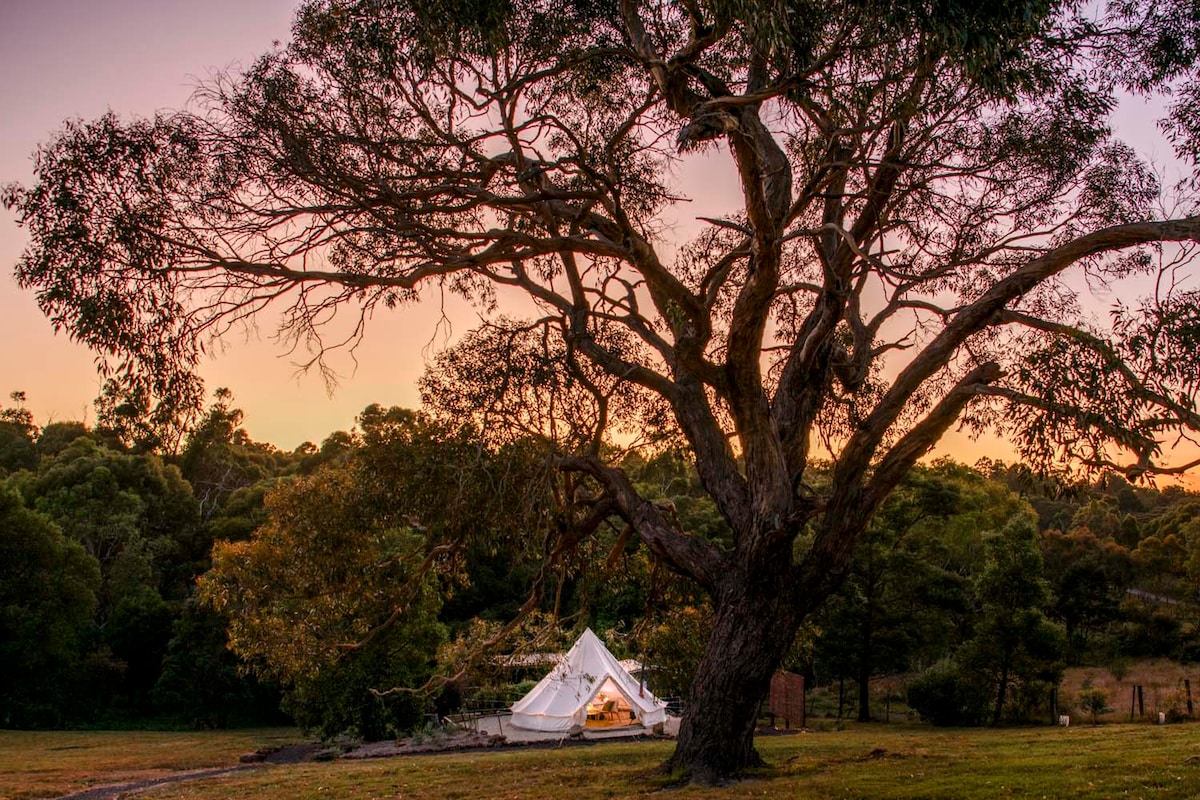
[
  {"x1": 344, "y1": 731, "x2": 506, "y2": 759},
  {"x1": 50, "y1": 743, "x2": 328, "y2": 799},
  {"x1": 52, "y1": 766, "x2": 260, "y2": 800},
  {"x1": 238, "y1": 742, "x2": 334, "y2": 764}
]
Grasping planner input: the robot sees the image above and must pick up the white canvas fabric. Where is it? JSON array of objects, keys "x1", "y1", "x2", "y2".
[{"x1": 509, "y1": 628, "x2": 667, "y2": 732}]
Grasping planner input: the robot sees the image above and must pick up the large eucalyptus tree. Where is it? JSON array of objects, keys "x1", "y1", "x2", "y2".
[{"x1": 7, "y1": 0, "x2": 1200, "y2": 781}]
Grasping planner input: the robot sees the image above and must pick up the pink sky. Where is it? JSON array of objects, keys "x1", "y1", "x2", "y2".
[
  {"x1": 0, "y1": 0, "x2": 451, "y2": 448},
  {"x1": 0, "y1": 2, "x2": 1187, "y2": 472}
]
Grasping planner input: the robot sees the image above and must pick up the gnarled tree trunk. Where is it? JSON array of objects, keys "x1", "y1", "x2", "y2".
[{"x1": 667, "y1": 559, "x2": 802, "y2": 783}]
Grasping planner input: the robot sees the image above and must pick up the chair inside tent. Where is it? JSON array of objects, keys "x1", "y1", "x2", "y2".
[{"x1": 584, "y1": 677, "x2": 637, "y2": 727}]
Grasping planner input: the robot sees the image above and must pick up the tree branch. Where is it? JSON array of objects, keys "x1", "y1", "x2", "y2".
[{"x1": 557, "y1": 454, "x2": 728, "y2": 591}]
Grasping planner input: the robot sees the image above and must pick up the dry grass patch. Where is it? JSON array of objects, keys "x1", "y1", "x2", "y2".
[
  {"x1": 0, "y1": 728, "x2": 301, "y2": 800},
  {"x1": 1062, "y1": 660, "x2": 1200, "y2": 722}
]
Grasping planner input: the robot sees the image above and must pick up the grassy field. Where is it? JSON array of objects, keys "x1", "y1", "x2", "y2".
[
  {"x1": 0, "y1": 728, "x2": 301, "y2": 800},
  {"x1": 5, "y1": 722, "x2": 1200, "y2": 800}
]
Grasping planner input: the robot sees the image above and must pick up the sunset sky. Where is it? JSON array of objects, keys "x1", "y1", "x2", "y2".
[
  {"x1": 0, "y1": 1, "x2": 1188, "y2": 466},
  {"x1": 0, "y1": 0, "x2": 445, "y2": 448}
]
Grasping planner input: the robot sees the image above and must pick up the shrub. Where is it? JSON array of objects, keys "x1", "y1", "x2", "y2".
[
  {"x1": 281, "y1": 620, "x2": 443, "y2": 741},
  {"x1": 1077, "y1": 678, "x2": 1109, "y2": 724},
  {"x1": 906, "y1": 660, "x2": 990, "y2": 727},
  {"x1": 1156, "y1": 685, "x2": 1192, "y2": 723}
]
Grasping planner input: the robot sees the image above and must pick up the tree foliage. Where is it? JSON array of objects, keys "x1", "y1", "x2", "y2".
[
  {"x1": 813, "y1": 462, "x2": 979, "y2": 722},
  {"x1": 903, "y1": 512, "x2": 1065, "y2": 727},
  {"x1": 179, "y1": 388, "x2": 290, "y2": 524},
  {"x1": 202, "y1": 468, "x2": 444, "y2": 684},
  {"x1": 201, "y1": 467, "x2": 446, "y2": 737},
  {"x1": 0, "y1": 399, "x2": 290, "y2": 727},
  {"x1": 8, "y1": 0, "x2": 1200, "y2": 779},
  {"x1": 961, "y1": 516, "x2": 1065, "y2": 725},
  {"x1": 0, "y1": 484, "x2": 100, "y2": 727}
]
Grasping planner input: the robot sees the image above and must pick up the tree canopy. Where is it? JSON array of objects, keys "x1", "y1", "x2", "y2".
[
  {"x1": 200, "y1": 466, "x2": 447, "y2": 738},
  {"x1": 7, "y1": 0, "x2": 1200, "y2": 781},
  {"x1": 0, "y1": 484, "x2": 99, "y2": 727}
]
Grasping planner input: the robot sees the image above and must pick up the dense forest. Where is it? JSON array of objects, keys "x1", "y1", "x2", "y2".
[{"x1": 3, "y1": 388, "x2": 1200, "y2": 736}]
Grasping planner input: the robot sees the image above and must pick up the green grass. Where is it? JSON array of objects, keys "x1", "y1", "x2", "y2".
[
  {"x1": 4, "y1": 723, "x2": 1200, "y2": 800},
  {"x1": 0, "y1": 728, "x2": 301, "y2": 800}
]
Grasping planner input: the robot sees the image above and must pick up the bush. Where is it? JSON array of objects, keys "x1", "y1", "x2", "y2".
[
  {"x1": 1157, "y1": 685, "x2": 1192, "y2": 723},
  {"x1": 1077, "y1": 678, "x2": 1109, "y2": 724},
  {"x1": 280, "y1": 619, "x2": 443, "y2": 741},
  {"x1": 907, "y1": 660, "x2": 990, "y2": 727},
  {"x1": 1008, "y1": 678, "x2": 1059, "y2": 724},
  {"x1": 284, "y1": 647, "x2": 431, "y2": 742}
]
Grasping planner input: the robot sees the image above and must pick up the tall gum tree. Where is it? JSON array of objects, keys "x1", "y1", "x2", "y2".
[{"x1": 7, "y1": 0, "x2": 1200, "y2": 782}]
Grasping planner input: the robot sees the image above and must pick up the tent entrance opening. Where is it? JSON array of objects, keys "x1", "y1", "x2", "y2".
[{"x1": 585, "y1": 679, "x2": 638, "y2": 728}]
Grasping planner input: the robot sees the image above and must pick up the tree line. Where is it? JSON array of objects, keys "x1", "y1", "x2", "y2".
[
  {"x1": 809, "y1": 459, "x2": 1200, "y2": 727},
  {"x1": 4, "y1": 388, "x2": 1200, "y2": 735}
]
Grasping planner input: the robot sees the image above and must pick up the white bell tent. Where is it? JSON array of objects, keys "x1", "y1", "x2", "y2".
[{"x1": 509, "y1": 628, "x2": 667, "y2": 732}]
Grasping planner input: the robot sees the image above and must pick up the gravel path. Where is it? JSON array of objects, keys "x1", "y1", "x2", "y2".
[
  {"x1": 49, "y1": 744, "x2": 324, "y2": 800},
  {"x1": 52, "y1": 765, "x2": 261, "y2": 800}
]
